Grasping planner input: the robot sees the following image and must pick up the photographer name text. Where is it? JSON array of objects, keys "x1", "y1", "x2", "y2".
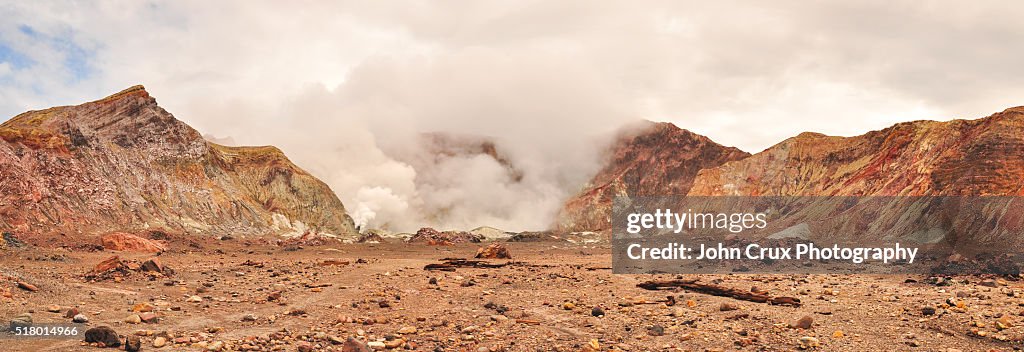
[{"x1": 626, "y1": 242, "x2": 918, "y2": 264}]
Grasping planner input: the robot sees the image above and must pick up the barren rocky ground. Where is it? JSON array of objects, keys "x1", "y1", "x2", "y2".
[{"x1": 2, "y1": 239, "x2": 1022, "y2": 351}]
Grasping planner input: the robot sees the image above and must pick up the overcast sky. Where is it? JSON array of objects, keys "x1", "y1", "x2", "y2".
[
  {"x1": 3, "y1": 1, "x2": 1023, "y2": 151},
  {"x1": 3, "y1": 1, "x2": 1024, "y2": 231}
]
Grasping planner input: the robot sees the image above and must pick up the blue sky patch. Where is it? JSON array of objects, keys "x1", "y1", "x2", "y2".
[
  {"x1": 0, "y1": 41, "x2": 34, "y2": 69},
  {"x1": 55, "y1": 34, "x2": 95, "y2": 80},
  {"x1": 2, "y1": 24, "x2": 96, "y2": 81},
  {"x1": 17, "y1": 24, "x2": 37, "y2": 37}
]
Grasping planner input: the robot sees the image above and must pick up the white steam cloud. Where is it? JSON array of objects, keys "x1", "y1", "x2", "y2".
[{"x1": 237, "y1": 51, "x2": 628, "y2": 232}]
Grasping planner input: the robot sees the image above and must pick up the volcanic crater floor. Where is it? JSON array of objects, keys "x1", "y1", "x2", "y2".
[{"x1": 1, "y1": 241, "x2": 1022, "y2": 351}]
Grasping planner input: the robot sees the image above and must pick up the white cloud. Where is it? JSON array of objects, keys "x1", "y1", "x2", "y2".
[{"x1": 2, "y1": 1, "x2": 1024, "y2": 230}]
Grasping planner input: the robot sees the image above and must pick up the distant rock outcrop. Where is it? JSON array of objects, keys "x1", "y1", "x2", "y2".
[
  {"x1": 555, "y1": 121, "x2": 749, "y2": 232},
  {"x1": 469, "y1": 226, "x2": 512, "y2": 240},
  {"x1": 0, "y1": 85, "x2": 356, "y2": 242},
  {"x1": 100, "y1": 232, "x2": 167, "y2": 253},
  {"x1": 407, "y1": 227, "x2": 483, "y2": 245},
  {"x1": 356, "y1": 231, "x2": 385, "y2": 243}
]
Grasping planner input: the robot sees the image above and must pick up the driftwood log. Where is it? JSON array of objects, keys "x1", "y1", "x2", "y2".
[
  {"x1": 637, "y1": 279, "x2": 801, "y2": 307},
  {"x1": 424, "y1": 259, "x2": 511, "y2": 271}
]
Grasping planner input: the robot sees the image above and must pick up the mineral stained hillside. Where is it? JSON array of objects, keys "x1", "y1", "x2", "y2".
[
  {"x1": 0, "y1": 85, "x2": 356, "y2": 242},
  {"x1": 689, "y1": 106, "x2": 1024, "y2": 196},
  {"x1": 559, "y1": 108, "x2": 1024, "y2": 233},
  {"x1": 556, "y1": 121, "x2": 750, "y2": 232}
]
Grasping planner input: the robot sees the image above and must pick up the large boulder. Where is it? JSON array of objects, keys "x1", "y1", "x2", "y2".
[
  {"x1": 9, "y1": 313, "x2": 31, "y2": 330},
  {"x1": 100, "y1": 232, "x2": 167, "y2": 253},
  {"x1": 85, "y1": 256, "x2": 132, "y2": 281},
  {"x1": 475, "y1": 243, "x2": 512, "y2": 259},
  {"x1": 84, "y1": 326, "x2": 121, "y2": 347},
  {"x1": 92, "y1": 256, "x2": 126, "y2": 273}
]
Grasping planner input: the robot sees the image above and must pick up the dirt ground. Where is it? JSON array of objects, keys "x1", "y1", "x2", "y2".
[{"x1": 2, "y1": 240, "x2": 1022, "y2": 351}]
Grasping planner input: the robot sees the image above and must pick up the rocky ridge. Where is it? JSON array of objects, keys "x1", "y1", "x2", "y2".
[
  {"x1": 689, "y1": 107, "x2": 1024, "y2": 196},
  {"x1": 559, "y1": 107, "x2": 1024, "y2": 233},
  {"x1": 0, "y1": 85, "x2": 356, "y2": 242}
]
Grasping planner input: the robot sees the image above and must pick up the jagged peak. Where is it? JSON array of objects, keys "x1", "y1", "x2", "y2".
[
  {"x1": 2, "y1": 85, "x2": 154, "y2": 128},
  {"x1": 989, "y1": 106, "x2": 1024, "y2": 124},
  {"x1": 212, "y1": 143, "x2": 284, "y2": 156},
  {"x1": 755, "y1": 131, "x2": 839, "y2": 152},
  {"x1": 794, "y1": 131, "x2": 831, "y2": 139},
  {"x1": 615, "y1": 120, "x2": 687, "y2": 140},
  {"x1": 647, "y1": 120, "x2": 681, "y2": 130},
  {"x1": 1001, "y1": 106, "x2": 1024, "y2": 114},
  {"x1": 613, "y1": 119, "x2": 747, "y2": 155},
  {"x1": 94, "y1": 84, "x2": 151, "y2": 104},
  {"x1": 625, "y1": 119, "x2": 679, "y2": 131}
]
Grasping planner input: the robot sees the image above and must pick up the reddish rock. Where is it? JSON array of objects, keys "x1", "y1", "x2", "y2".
[
  {"x1": 85, "y1": 255, "x2": 136, "y2": 282},
  {"x1": 93, "y1": 256, "x2": 125, "y2": 273},
  {"x1": 276, "y1": 232, "x2": 328, "y2": 248},
  {"x1": 100, "y1": 232, "x2": 167, "y2": 253},
  {"x1": 131, "y1": 303, "x2": 154, "y2": 312},
  {"x1": 319, "y1": 259, "x2": 351, "y2": 266},
  {"x1": 16, "y1": 281, "x2": 38, "y2": 292},
  {"x1": 792, "y1": 315, "x2": 814, "y2": 330},
  {"x1": 65, "y1": 307, "x2": 80, "y2": 318},
  {"x1": 475, "y1": 243, "x2": 512, "y2": 259},
  {"x1": 138, "y1": 312, "x2": 159, "y2": 323}
]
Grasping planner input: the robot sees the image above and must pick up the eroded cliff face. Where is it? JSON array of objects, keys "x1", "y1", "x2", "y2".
[
  {"x1": 689, "y1": 107, "x2": 1024, "y2": 197},
  {"x1": 556, "y1": 121, "x2": 750, "y2": 232},
  {"x1": 0, "y1": 85, "x2": 356, "y2": 241}
]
